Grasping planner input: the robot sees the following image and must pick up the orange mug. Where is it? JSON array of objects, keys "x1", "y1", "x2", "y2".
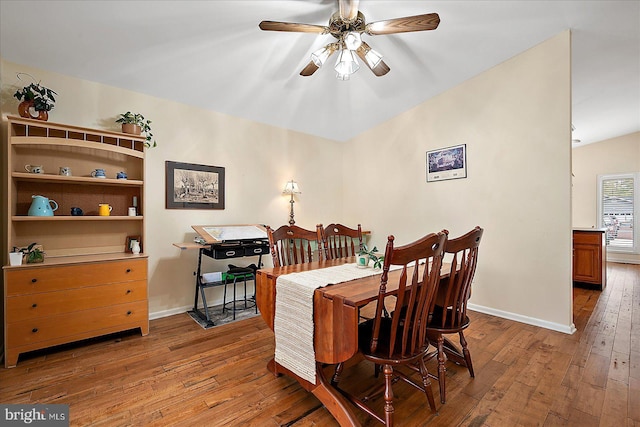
[{"x1": 98, "y1": 204, "x2": 112, "y2": 216}]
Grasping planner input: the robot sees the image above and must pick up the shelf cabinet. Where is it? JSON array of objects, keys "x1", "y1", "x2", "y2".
[
  {"x1": 4, "y1": 257, "x2": 148, "y2": 367},
  {"x1": 2, "y1": 116, "x2": 149, "y2": 367},
  {"x1": 572, "y1": 229, "x2": 607, "y2": 289}
]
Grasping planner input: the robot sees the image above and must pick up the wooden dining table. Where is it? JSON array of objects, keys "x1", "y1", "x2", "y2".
[{"x1": 256, "y1": 257, "x2": 454, "y2": 426}]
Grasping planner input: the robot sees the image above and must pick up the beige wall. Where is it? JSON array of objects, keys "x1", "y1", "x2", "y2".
[
  {"x1": 1, "y1": 30, "x2": 575, "y2": 332},
  {"x1": 343, "y1": 31, "x2": 574, "y2": 331},
  {"x1": 0, "y1": 59, "x2": 344, "y2": 317},
  {"x1": 572, "y1": 131, "x2": 640, "y2": 264}
]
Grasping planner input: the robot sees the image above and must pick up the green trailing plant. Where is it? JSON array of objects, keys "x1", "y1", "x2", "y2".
[
  {"x1": 13, "y1": 80, "x2": 57, "y2": 112},
  {"x1": 359, "y1": 244, "x2": 384, "y2": 269},
  {"x1": 116, "y1": 111, "x2": 157, "y2": 148},
  {"x1": 14, "y1": 243, "x2": 45, "y2": 263}
]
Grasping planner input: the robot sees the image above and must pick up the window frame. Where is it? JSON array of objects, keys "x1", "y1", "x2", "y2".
[{"x1": 597, "y1": 172, "x2": 638, "y2": 253}]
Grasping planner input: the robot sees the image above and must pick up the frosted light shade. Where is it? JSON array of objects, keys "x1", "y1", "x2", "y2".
[
  {"x1": 364, "y1": 48, "x2": 383, "y2": 69},
  {"x1": 311, "y1": 46, "x2": 331, "y2": 67},
  {"x1": 334, "y1": 49, "x2": 359, "y2": 75},
  {"x1": 344, "y1": 32, "x2": 362, "y2": 51}
]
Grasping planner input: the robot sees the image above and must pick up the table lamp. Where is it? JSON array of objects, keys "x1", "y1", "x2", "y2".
[{"x1": 282, "y1": 180, "x2": 301, "y2": 226}]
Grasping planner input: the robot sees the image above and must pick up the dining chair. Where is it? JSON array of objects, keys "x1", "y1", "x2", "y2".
[
  {"x1": 266, "y1": 224, "x2": 321, "y2": 267},
  {"x1": 317, "y1": 223, "x2": 363, "y2": 260},
  {"x1": 331, "y1": 231, "x2": 447, "y2": 426},
  {"x1": 427, "y1": 226, "x2": 483, "y2": 404}
]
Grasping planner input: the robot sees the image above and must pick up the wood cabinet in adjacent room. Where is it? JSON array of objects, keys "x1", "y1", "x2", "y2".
[
  {"x1": 573, "y1": 229, "x2": 607, "y2": 289},
  {"x1": 2, "y1": 116, "x2": 149, "y2": 367}
]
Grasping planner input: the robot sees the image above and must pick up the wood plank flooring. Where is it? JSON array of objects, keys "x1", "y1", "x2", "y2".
[{"x1": 1, "y1": 262, "x2": 638, "y2": 426}]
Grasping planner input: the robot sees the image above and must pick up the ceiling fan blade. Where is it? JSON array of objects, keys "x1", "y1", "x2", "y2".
[
  {"x1": 356, "y1": 42, "x2": 390, "y2": 76},
  {"x1": 300, "y1": 61, "x2": 320, "y2": 76},
  {"x1": 259, "y1": 21, "x2": 327, "y2": 33},
  {"x1": 366, "y1": 13, "x2": 440, "y2": 35},
  {"x1": 338, "y1": 0, "x2": 359, "y2": 22}
]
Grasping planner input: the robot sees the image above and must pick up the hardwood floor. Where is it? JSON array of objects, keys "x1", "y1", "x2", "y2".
[{"x1": 1, "y1": 262, "x2": 638, "y2": 426}]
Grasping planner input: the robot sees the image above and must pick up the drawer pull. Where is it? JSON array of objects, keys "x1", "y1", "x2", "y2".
[
  {"x1": 127, "y1": 311, "x2": 132, "y2": 316},
  {"x1": 31, "y1": 303, "x2": 38, "y2": 308},
  {"x1": 31, "y1": 278, "x2": 37, "y2": 283},
  {"x1": 226, "y1": 251, "x2": 236, "y2": 256},
  {"x1": 126, "y1": 289, "x2": 132, "y2": 294},
  {"x1": 126, "y1": 268, "x2": 132, "y2": 273},
  {"x1": 32, "y1": 328, "x2": 38, "y2": 333}
]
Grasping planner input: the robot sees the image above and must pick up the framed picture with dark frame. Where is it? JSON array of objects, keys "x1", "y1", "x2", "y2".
[
  {"x1": 426, "y1": 144, "x2": 467, "y2": 183},
  {"x1": 165, "y1": 161, "x2": 225, "y2": 209}
]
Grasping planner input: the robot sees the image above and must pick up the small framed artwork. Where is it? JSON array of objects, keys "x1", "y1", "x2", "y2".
[
  {"x1": 165, "y1": 161, "x2": 225, "y2": 209},
  {"x1": 125, "y1": 235, "x2": 141, "y2": 253},
  {"x1": 426, "y1": 144, "x2": 467, "y2": 182}
]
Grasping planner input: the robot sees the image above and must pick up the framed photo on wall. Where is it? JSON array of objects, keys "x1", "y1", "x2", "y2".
[
  {"x1": 426, "y1": 144, "x2": 467, "y2": 182},
  {"x1": 165, "y1": 161, "x2": 225, "y2": 209}
]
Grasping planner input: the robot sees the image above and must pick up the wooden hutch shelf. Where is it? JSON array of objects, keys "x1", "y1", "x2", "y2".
[{"x1": 2, "y1": 116, "x2": 149, "y2": 368}]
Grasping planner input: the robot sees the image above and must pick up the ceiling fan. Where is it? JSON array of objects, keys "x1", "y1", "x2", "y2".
[{"x1": 258, "y1": 0, "x2": 440, "y2": 80}]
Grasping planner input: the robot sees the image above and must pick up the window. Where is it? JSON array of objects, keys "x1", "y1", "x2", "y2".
[{"x1": 598, "y1": 173, "x2": 638, "y2": 252}]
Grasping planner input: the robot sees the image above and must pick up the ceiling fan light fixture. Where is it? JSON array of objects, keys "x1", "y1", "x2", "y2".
[
  {"x1": 344, "y1": 31, "x2": 362, "y2": 50},
  {"x1": 336, "y1": 71, "x2": 351, "y2": 81},
  {"x1": 334, "y1": 48, "x2": 360, "y2": 76},
  {"x1": 311, "y1": 46, "x2": 332, "y2": 67},
  {"x1": 364, "y1": 48, "x2": 383, "y2": 69}
]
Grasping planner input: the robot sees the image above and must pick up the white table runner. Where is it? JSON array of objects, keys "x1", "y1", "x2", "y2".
[{"x1": 274, "y1": 263, "x2": 385, "y2": 384}]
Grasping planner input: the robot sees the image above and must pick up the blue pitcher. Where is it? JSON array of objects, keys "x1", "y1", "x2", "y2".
[{"x1": 28, "y1": 195, "x2": 58, "y2": 217}]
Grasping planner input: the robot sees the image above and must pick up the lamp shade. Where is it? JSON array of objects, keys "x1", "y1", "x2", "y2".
[
  {"x1": 311, "y1": 46, "x2": 332, "y2": 67},
  {"x1": 282, "y1": 180, "x2": 301, "y2": 195},
  {"x1": 344, "y1": 31, "x2": 362, "y2": 51},
  {"x1": 334, "y1": 48, "x2": 359, "y2": 75},
  {"x1": 364, "y1": 48, "x2": 383, "y2": 69}
]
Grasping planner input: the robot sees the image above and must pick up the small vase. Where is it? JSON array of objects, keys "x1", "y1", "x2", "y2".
[
  {"x1": 122, "y1": 123, "x2": 142, "y2": 136},
  {"x1": 131, "y1": 241, "x2": 141, "y2": 255},
  {"x1": 9, "y1": 252, "x2": 23, "y2": 266},
  {"x1": 356, "y1": 254, "x2": 370, "y2": 268},
  {"x1": 18, "y1": 100, "x2": 48, "y2": 121}
]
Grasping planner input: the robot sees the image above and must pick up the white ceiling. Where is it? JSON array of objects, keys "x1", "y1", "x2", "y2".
[{"x1": 1, "y1": 1, "x2": 639, "y2": 146}]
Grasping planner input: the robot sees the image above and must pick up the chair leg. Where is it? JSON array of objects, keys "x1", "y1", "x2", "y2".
[
  {"x1": 459, "y1": 331, "x2": 474, "y2": 378},
  {"x1": 437, "y1": 334, "x2": 447, "y2": 404},
  {"x1": 418, "y1": 355, "x2": 438, "y2": 413},
  {"x1": 383, "y1": 364, "x2": 394, "y2": 427}
]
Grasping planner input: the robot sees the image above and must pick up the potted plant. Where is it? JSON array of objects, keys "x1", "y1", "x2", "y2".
[
  {"x1": 14, "y1": 243, "x2": 45, "y2": 264},
  {"x1": 13, "y1": 76, "x2": 57, "y2": 121},
  {"x1": 116, "y1": 111, "x2": 157, "y2": 148},
  {"x1": 357, "y1": 244, "x2": 384, "y2": 269}
]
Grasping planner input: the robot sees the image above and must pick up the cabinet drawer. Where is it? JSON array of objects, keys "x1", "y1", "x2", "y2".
[
  {"x1": 6, "y1": 300, "x2": 148, "y2": 348},
  {"x1": 244, "y1": 244, "x2": 269, "y2": 257},
  {"x1": 573, "y1": 231, "x2": 603, "y2": 245},
  {"x1": 213, "y1": 247, "x2": 244, "y2": 259},
  {"x1": 6, "y1": 280, "x2": 147, "y2": 323},
  {"x1": 5, "y1": 259, "x2": 147, "y2": 296}
]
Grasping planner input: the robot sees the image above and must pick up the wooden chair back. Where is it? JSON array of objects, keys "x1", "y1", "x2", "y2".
[
  {"x1": 433, "y1": 226, "x2": 483, "y2": 329},
  {"x1": 369, "y1": 231, "x2": 447, "y2": 359},
  {"x1": 266, "y1": 225, "x2": 320, "y2": 267},
  {"x1": 317, "y1": 223, "x2": 363, "y2": 260}
]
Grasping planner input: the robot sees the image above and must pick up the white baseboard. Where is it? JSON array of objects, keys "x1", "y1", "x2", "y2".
[
  {"x1": 152, "y1": 302, "x2": 577, "y2": 335},
  {"x1": 149, "y1": 305, "x2": 192, "y2": 320},
  {"x1": 607, "y1": 257, "x2": 640, "y2": 264},
  {"x1": 467, "y1": 303, "x2": 577, "y2": 335}
]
